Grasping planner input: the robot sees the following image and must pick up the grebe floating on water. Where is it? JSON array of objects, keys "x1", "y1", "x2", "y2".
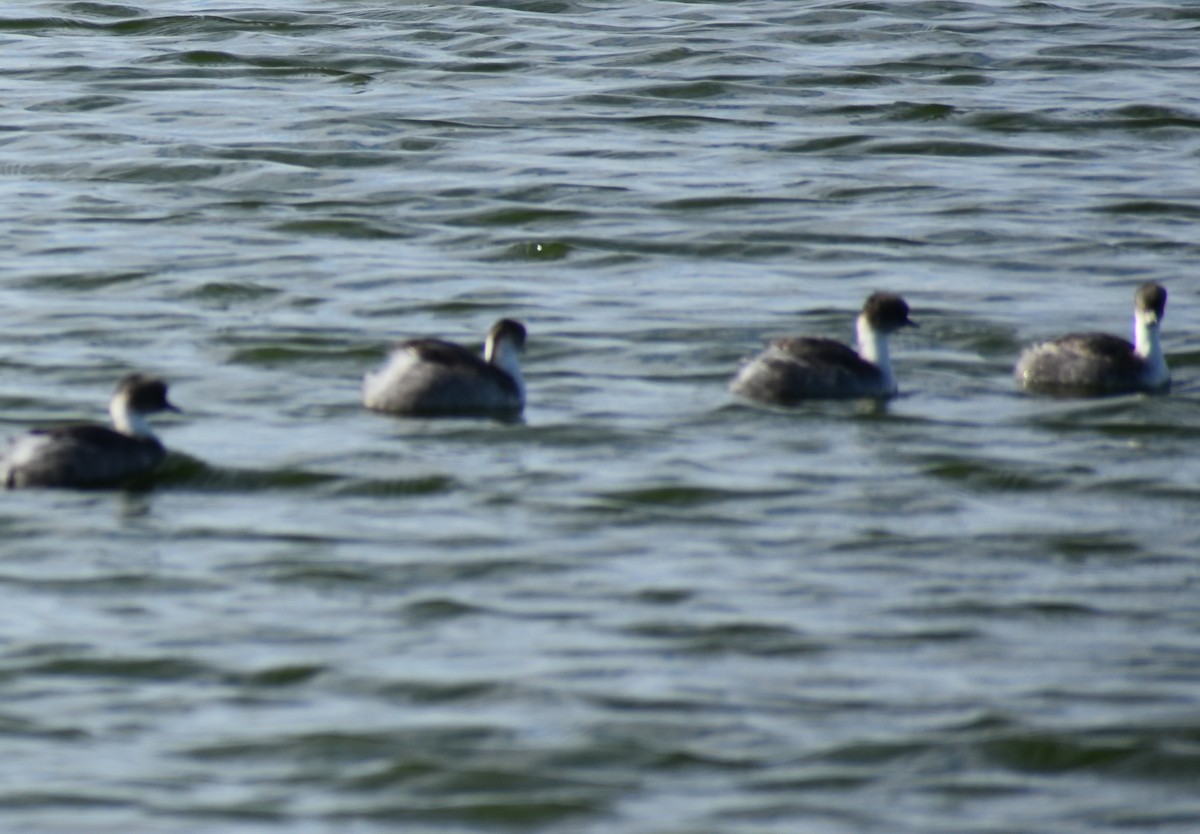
[
  {"x1": 2, "y1": 374, "x2": 179, "y2": 489},
  {"x1": 363, "y1": 319, "x2": 527, "y2": 417},
  {"x1": 1015, "y1": 282, "x2": 1168, "y2": 396},
  {"x1": 730, "y1": 292, "x2": 917, "y2": 405}
]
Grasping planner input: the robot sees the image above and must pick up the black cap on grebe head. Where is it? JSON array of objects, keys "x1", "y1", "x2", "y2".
[
  {"x1": 488, "y1": 318, "x2": 527, "y2": 352},
  {"x1": 115, "y1": 374, "x2": 180, "y2": 414},
  {"x1": 1135, "y1": 282, "x2": 1167, "y2": 324},
  {"x1": 862, "y1": 292, "x2": 917, "y2": 333}
]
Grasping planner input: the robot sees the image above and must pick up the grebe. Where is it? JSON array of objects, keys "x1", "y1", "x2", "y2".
[
  {"x1": 2, "y1": 374, "x2": 179, "y2": 489},
  {"x1": 1015, "y1": 282, "x2": 1168, "y2": 396},
  {"x1": 730, "y1": 292, "x2": 917, "y2": 404},
  {"x1": 363, "y1": 318, "x2": 527, "y2": 417}
]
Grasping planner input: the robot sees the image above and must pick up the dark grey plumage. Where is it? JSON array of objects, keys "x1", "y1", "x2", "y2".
[
  {"x1": 734, "y1": 338, "x2": 888, "y2": 404},
  {"x1": 363, "y1": 319, "x2": 527, "y2": 417},
  {"x1": 2, "y1": 374, "x2": 179, "y2": 489},
  {"x1": 730, "y1": 293, "x2": 916, "y2": 404},
  {"x1": 1015, "y1": 282, "x2": 1169, "y2": 396}
]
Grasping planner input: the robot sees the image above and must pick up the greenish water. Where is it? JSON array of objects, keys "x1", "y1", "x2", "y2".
[{"x1": 2, "y1": 2, "x2": 1200, "y2": 832}]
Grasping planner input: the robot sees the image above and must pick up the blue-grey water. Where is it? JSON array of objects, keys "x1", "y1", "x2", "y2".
[{"x1": 3, "y1": 2, "x2": 1200, "y2": 832}]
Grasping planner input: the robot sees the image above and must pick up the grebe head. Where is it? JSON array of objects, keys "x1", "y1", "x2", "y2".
[
  {"x1": 1135, "y1": 282, "x2": 1167, "y2": 328},
  {"x1": 110, "y1": 374, "x2": 179, "y2": 437},
  {"x1": 852, "y1": 293, "x2": 915, "y2": 386},
  {"x1": 484, "y1": 318, "x2": 527, "y2": 362},
  {"x1": 862, "y1": 292, "x2": 918, "y2": 334}
]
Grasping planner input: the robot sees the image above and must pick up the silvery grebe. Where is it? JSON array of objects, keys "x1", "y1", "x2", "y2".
[
  {"x1": 730, "y1": 292, "x2": 917, "y2": 404},
  {"x1": 2, "y1": 374, "x2": 179, "y2": 489},
  {"x1": 363, "y1": 319, "x2": 527, "y2": 417},
  {"x1": 1015, "y1": 282, "x2": 1168, "y2": 396}
]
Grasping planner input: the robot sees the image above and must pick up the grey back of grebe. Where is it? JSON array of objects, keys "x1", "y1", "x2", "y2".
[
  {"x1": 2, "y1": 374, "x2": 179, "y2": 489},
  {"x1": 1015, "y1": 282, "x2": 1169, "y2": 396},
  {"x1": 730, "y1": 293, "x2": 917, "y2": 405},
  {"x1": 363, "y1": 318, "x2": 527, "y2": 417}
]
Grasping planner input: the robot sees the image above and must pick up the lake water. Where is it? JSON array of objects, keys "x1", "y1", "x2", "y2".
[{"x1": 2, "y1": 1, "x2": 1200, "y2": 832}]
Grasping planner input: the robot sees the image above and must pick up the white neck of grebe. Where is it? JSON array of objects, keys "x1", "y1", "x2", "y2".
[
  {"x1": 1134, "y1": 309, "x2": 1169, "y2": 387},
  {"x1": 856, "y1": 313, "x2": 896, "y2": 392},
  {"x1": 110, "y1": 398, "x2": 156, "y2": 438},
  {"x1": 485, "y1": 335, "x2": 525, "y2": 396}
]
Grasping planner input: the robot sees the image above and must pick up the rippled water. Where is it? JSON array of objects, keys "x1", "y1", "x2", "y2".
[{"x1": 3, "y1": 1, "x2": 1200, "y2": 831}]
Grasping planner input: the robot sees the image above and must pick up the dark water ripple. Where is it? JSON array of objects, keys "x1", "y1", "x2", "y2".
[{"x1": 2, "y1": 1, "x2": 1200, "y2": 832}]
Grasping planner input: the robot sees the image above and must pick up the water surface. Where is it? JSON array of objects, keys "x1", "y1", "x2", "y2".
[{"x1": 2, "y1": 2, "x2": 1200, "y2": 832}]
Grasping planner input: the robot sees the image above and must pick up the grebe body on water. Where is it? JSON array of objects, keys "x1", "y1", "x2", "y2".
[
  {"x1": 2, "y1": 374, "x2": 179, "y2": 489},
  {"x1": 730, "y1": 293, "x2": 917, "y2": 405},
  {"x1": 1015, "y1": 282, "x2": 1168, "y2": 396},
  {"x1": 363, "y1": 319, "x2": 527, "y2": 417}
]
